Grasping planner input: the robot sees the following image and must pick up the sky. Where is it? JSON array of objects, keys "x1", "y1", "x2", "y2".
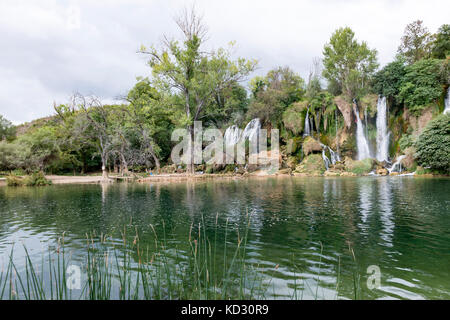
[{"x1": 0, "y1": 0, "x2": 448, "y2": 124}]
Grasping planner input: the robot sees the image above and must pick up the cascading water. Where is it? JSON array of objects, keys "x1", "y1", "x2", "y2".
[
  {"x1": 224, "y1": 125, "x2": 242, "y2": 146},
  {"x1": 353, "y1": 100, "x2": 371, "y2": 160},
  {"x1": 242, "y1": 118, "x2": 261, "y2": 143},
  {"x1": 303, "y1": 108, "x2": 311, "y2": 136},
  {"x1": 376, "y1": 96, "x2": 390, "y2": 162},
  {"x1": 320, "y1": 143, "x2": 340, "y2": 170},
  {"x1": 444, "y1": 87, "x2": 450, "y2": 114},
  {"x1": 388, "y1": 155, "x2": 406, "y2": 174},
  {"x1": 322, "y1": 148, "x2": 331, "y2": 170}
]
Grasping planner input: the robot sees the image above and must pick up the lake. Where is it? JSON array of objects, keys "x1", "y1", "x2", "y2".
[{"x1": 0, "y1": 176, "x2": 449, "y2": 299}]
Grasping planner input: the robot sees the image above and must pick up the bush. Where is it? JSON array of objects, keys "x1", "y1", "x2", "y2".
[
  {"x1": 6, "y1": 174, "x2": 24, "y2": 186},
  {"x1": 23, "y1": 172, "x2": 52, "y2": 186},
  {"x1": 399, "y1": 134, "x2": 415, "y2": 152},
  {"x1": 415, "y1": 114, "x2": 450, "y2": 173}
]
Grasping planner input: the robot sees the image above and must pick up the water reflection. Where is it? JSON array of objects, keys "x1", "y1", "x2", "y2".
[{"x1": 0, "y1": 177, "x2": 449, "y2": 299}]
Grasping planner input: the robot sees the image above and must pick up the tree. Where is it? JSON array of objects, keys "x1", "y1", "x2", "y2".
[
  {"x1": 247, "y1": 66, "x2": 304, "y2": 127},
  {"x1": 126, "y1": 78, "x2": 173, "y2": 171},
  {"x1": 75, "y1": 94, "x2": 113, "y2": 180},
  {"x1": 141, "y1": 7, "x2": 256, "y2": 173},
  {"x1": 431, "y1": 24, "x2": 450, "y2": 59},
  {"x1": 397, "y1": 58, "x2": 448, "y2": 115},
  {"x1": 372, "y1": 58, "x2": 407, "y2": 109},
  {"x1": 415, "y1": 114, "x2": 450, "y2": 173},
  {"x1": 322, "y1": 27, "x2": 378, "y2": 101},
  {"x1": 0, "y1": 115, "x2": 16, "y2": 142},
  {"x1": 397, "y1": 20, "x2": 433, "y2": 64}
]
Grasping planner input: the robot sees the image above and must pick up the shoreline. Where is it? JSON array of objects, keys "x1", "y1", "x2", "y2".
[{"x1": 1, "y1": 171, "x2": 447, "y2": 187}]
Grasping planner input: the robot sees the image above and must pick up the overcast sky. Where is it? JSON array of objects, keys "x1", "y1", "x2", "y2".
[{"x1": 0, "y1": 0, "x2": 448, "y2": 124}]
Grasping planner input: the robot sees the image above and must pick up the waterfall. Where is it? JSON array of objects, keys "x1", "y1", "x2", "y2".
[
  {"x1": 388, "y1": 155, "x2": 406, "y2": 174},
  {"x1": 376, "y1": 96, "x2": 390, "y2": 162},
  {"x1": 224, "y1": 125, "x2": 242, "y2": 146},
  {"x1": 320, "y1": 143, "x2": 340, "y2": 169},
  {"x1": 444, "y1": 87, "x2": 450, "y2": 114},
  {"x1": 242, "y1": 118, "x2": 261, "y2": 142},
  {"x1": 303, "y1": 108, "x2": 311, "y2": 136},
  {"x1": 322, "y1": 148, "x2": 331, "y2": 170},
  {"x1": 328, "y1": 146, "x2": 340, "y2": 164},
  {"x1": 353, "y1": 101, "x2": 371, "y2": 160}
]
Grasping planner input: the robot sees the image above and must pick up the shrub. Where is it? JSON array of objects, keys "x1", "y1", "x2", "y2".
[
  {"x1": 6, "y1": 174, "x2": 24, "y2": 186},
  {"x1": 23, "y1": 171, "x2": 52, "y2": 186},
  {"x1": 399, "y1": 134, "x2": 415, "y2": 152},
  {"x1": 415, "y1": 114, "x2": 450, "y2": 173},
  {"x1": 282, "y1": 102, "x2": 306, "y2": 135}
]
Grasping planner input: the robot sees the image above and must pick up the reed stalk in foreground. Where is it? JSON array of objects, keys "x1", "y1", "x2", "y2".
[{"x1": 0, "y1": 213, "x2": 352, "y2": 300}]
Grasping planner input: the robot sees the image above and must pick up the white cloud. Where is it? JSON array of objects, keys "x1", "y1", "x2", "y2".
[{"x1": 0, "y1": 0, "x2": 448, "y2": 124}]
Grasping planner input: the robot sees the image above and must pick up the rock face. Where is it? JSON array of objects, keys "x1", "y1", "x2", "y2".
[
  {"x1": 334, "y1": 96, "x2": 353, "y2": 129},
  {"x1": 302, "y1": 137, "x2": 323, "y2": 156},
  {"x1": 403, "y1": 107, "x2": 434, "y2": 135}
]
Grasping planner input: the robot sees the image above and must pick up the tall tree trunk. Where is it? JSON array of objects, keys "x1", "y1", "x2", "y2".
[
  {"x1": 188, "y1": 124, "x2": 195, "y2": 174},
  {"x1": 101, "y1": 154, "x2": 109, "y2": 181}
]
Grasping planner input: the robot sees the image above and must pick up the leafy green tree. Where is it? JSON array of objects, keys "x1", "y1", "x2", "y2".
[
  {"x1": 397, "y1": 20, "x2": 433, "y2": 64},
  {"x1": 247, "y1": 66, "x2": 304, "y2": 127},
  {"x1": 372, "y1": 58, "x2": 407, "y2": 108},
  {"x1": 415, "y1": 114, "x2": 450, "y2": 173},
  {"x1": 397, "y1": 58, "x2": 449, "y2": 114},
  {"x1": 141, "y1": 8, "x2": 256, "y2": 173},
  {"x1": 322, "y1": 27, "x2": 378, "y2": 100},
  {"x1": 126, "y1": 78, "x2": 173, "y2": 171},
  {"x1": 431, "y1": 24, "x2": 450, "y2": 59},
  {"x1": 0, "y1": 115, "x2": 16, "y2": 142}
]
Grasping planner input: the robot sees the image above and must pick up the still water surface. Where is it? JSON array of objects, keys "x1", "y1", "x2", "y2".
[{"x1": 0, "y1": 177, "x2": 449, "y2": 299}]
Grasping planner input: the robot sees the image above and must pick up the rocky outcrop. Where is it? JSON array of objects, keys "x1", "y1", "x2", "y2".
[
  {"x1": 334, "y1": 95, "x2": 353, "y2": 129},
  {"x1": 302, "y1": 136, "x2": 322, "y2": 156}
]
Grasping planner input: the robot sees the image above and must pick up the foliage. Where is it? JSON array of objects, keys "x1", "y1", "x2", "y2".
[
  {"x1": 247, "y1": 67, "x2": 304, "y2": 127},
  {"x1": 372, "y1": 58, "x2": 406, "y2": 106},
  {"x1": 23, "y1": 171, "x2": 52, "y2": 186},
  {"x1": 0, "y1": 115, "x2": 16, "y2": 142},
  {"x1": 322, "y1": 27, "x2": 378, "y2": 100},
  {"x1": 415, "y1": 114, "x2": 450, "y2": 173},
  {"x1": 6, "y1": 174, "x2": 23, "y2": 186},
  {"x1": 431, "y1": 24, "x2": 450, "y2": 59},
  {"x1": 282, "y1": 102, "x2": 306, "y2": 135},
  {"x1": 397, "y1": 59, "x2": 449, "y2": 115},
  {"x1": 399, "y1": 134, "x2": 415, "y2": 152},
  {"x1": 397, "y1": 20, "x2": 433, "y2": 64}
]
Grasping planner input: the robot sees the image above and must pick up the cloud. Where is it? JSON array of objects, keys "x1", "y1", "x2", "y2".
[{"x1": 0, "y1": 0, "x2": 448, "y2": 124}]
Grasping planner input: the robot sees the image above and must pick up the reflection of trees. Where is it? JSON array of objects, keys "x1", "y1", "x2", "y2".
[{"x1": 1, "y1": 177, "x2": 449, "y2": 299}]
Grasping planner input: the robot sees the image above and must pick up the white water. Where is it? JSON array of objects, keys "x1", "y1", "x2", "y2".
[
  {"x1": 388, "y1": 155, "x2": 406, "y2": 174},
  {"x1": 353, "y1": 102, "x2": 371, "y2": 160},
  {"x1": 242, "y1": 118, "x2": 261, "y2": 143},
  {"x1": 224, "y1": 125, "x2": 242, "y2": 146},
  {"x1": 303, "y1": 108, "x2": 311, "y2": 136},
  {"x1": 376, "y1": 96, "x2": 390, "y2": 162},
  {"x1": 320, "y1": 143, "x2": 340, "y2": 170},
  {"x1": 444, "y1": 87, "x2": 450, "y2": 114}
]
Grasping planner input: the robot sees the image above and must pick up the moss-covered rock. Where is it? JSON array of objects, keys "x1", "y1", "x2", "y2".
[
  {"x1": 294, "y1": 154, "x2": 326, "y2": 175},
  {"x1": 345, "y1": 158, "x2": 375, "y2": 175},
  {"x1": 302, "y1": 137, "x2": 322, "y2": 156}
]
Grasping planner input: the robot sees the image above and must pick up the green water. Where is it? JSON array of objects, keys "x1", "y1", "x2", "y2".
[{"x1": 0, "y1": 176, "x2": 449, "y2": 299}]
